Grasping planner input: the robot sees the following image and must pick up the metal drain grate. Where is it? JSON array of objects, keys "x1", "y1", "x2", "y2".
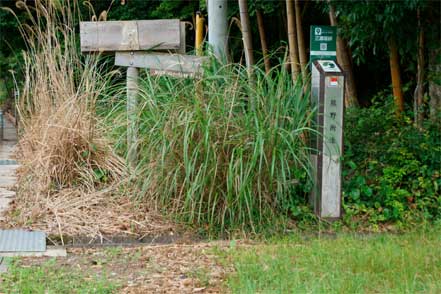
[{"x1": 0, "y1": 230, "x2": 46, "y2": 252}]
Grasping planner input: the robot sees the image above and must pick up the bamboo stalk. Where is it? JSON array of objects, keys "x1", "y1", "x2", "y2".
[
  {"x1": 415, "y1": 8, "x2": 425, "y2": 127},
  {"x1": 295, "y1": 0, "x2": 307, "y2": 82},
  {"x1": 286, "y1": 0, "x2": 300, "y2": 82},
  {"x1": 388, "y1": 38, "x2": 404, "y2": 114},
  {"x1": 238, "y1": 0, "x2": 255, "y2": 73},
  {"x1": 256, "y1": 9, "x2": 271, "y2": 73}
]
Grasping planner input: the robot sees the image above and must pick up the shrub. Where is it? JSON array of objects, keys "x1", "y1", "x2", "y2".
[{"x1": 343, "y1": 99, "x2": 441, "y2": 223}]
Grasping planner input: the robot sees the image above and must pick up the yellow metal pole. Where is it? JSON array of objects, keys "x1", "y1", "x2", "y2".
[
  {"x1": 195, "y1": 12, "x2": 205, "y2": 102},
  {"x1": 195, "y1": 11, "x2": 204, "y2": 55}
]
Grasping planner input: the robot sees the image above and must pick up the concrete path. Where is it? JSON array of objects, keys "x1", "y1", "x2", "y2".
[
  {"x1": 0, "y1": 117, "x2": 18, "y2": 221},
  {"x1": 0, "y1": 118, "x2": 18, "y2": 273},
  {"x1": 0, "y1": 119, "x2": 65, "y2": 267}
]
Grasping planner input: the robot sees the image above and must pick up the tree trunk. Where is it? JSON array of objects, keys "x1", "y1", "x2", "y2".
[
  {"x1": 295, "y1": 0, "x2": 307, "y2": 82},
  {"x1": 238, "y1": 0, "x2": 254, "y2": 73},
  {"x1": 256, "y1": 9, "x2": 271, "y2": 73},
  {"x1": 328, "y1": 3, "x2": 358, "y2": 107},
  {"x1": 429, "y1": 47, "x2": 441, "y2": 121},
  {"x1": 286, "y1": 0, "x2": 300, "y2": 82},
  {"x1": 281, "y1": 9, "x2": 287, "y2": 41},
  {"x1": 415, "y1": 9, "x2": 425, "y2": 127},
  {"x1": 388, "y1": 38, "x2": 404, "y2": 114}
]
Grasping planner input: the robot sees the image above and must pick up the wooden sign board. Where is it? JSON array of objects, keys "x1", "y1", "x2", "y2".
[
  {"x1": 80, "y1": 19, "x2": 181, "y2": 52},
  {"x1": 177, "y1": 22, "x2": 186, "y2": 54},
  {"x1": 150, "y1": 69, "x2": 195, "y2": 78},
  {"x1": 115, "y1": 52, "x2": 207, "y2": 75}
]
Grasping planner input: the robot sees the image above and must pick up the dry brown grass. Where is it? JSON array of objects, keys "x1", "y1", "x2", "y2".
[
  {"x1": 1, "y1": 0, "x2": 174, "y2": 240},
  {"x1": 7, "y1": 182, "x2": 174, "y2": 242},
  {"x1": 15, "y1": 0, "x2": 122, "y2": 192}
]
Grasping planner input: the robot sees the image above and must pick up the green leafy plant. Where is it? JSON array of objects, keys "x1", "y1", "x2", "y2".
[{"x1": 343, "y1": 99, "x2": 441, "y2": 224}]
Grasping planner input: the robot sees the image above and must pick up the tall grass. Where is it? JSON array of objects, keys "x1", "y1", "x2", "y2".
[
  {"x1": 1, "y1": 1, "x2": 144, "y2": 239},
  {"x1": 108, "y1": 62, "x2": 314, "y2": 232},
  {"x1": 10, "y1": 0, "x2": 124, "y2": 193}
]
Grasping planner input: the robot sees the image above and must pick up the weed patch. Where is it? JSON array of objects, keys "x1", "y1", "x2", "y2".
[{"x1": 0, "y1": 258, "x2": 117, "y2": 294}]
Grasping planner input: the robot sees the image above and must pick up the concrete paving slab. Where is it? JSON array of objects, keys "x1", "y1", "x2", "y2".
[
  {"x1": 0, "y1": 230, "x2": 46, "y2": 252},
  {"x1": 0, "y1": 177, "x2": 17, "y2": 189},
  {"x1": 0, "y1": 188, "x2": 15, "y2": 198},
  {"x1": 0, "y1": 198, "x2": 12, "y2": 211},
  {"x1": 0, "y1": 145, "x2": 16, "y2": 157},
  {"x1": 0, "y1": 164, "x2": 19, "y2": 170},
  {"x1": 0, "y1": 247, "x2": 67, "y2": 257},
  {"x1": 2, "y1": 117, "x2": 17, "y2": 142},
  {"x1": 0, "y1": 166, "x2": 20, "y2": 177},
  {"x1": 0, "y1": 117, "x2": 20, "y2": 239}
]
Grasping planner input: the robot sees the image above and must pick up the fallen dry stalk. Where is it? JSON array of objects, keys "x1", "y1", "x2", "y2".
[{"x1": 6, "y1": 182, "x2": 174, "y2": 239}]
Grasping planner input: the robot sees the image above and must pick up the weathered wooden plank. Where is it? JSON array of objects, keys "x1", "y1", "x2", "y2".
[
  {"x1": 178, "y1": 22, "x2": 186, "y2": 54},
  {"x1": 137, "y1": 20, "x2": 181, "y2": 51},
  {"x1": 146, "y1": 22, "x2": 185, "y2": 54},
  {"x1": 115, "y1": 52, "x2": 207, "y2": 74},
  {"x1": 80, "y1": 20, "x2": 181, "y2": 52}
]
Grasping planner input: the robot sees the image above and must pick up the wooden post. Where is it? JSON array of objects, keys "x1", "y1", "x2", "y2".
[{"x1": 127, "y1": 65, "x2": 139, "y2": 167}]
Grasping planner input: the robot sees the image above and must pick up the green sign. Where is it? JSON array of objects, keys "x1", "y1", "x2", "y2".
[{"x1": 310, "y1": 25, "x2": 337, "y2": 62}]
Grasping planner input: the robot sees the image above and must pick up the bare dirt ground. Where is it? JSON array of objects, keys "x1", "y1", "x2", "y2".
[{"x1": 17, "y1": 241, "x2": 238, "y2": 294}]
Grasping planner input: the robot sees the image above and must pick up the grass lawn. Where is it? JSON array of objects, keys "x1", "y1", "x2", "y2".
[
  {"x1": 0, "y1": 258, "x2": 117, "y2": 294},
  {"x1": 221, "y1": 227, "x2": 441, "y2": 294}
]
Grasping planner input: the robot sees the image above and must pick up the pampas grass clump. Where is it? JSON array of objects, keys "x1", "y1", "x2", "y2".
[{"x1": 12, "y1": 0, "x2": 124, "y2": 193}]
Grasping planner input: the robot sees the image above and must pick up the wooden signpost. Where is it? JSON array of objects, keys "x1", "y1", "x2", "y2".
[{"x1": 80, "y1": 19, "x2": 207, "y2": 167}]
